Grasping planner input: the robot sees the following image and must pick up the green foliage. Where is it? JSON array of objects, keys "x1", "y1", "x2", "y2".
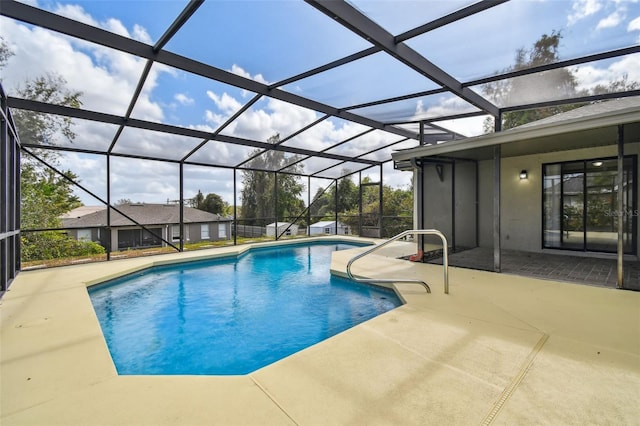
[
  {"x1": 17, "y1": 73, "x2": 83, "y2": 231},
  {"x1": 240, "y1": 136, "x2": 305, "y2": 224},
  {"x1": 309, "y1": 173, "x2": 413, "y2": 236},
  {"x1": 0, "y1": 36, "x2": 14, "y2": 69},
  {"x1": 8, "y1": 64, "x2": 86, "y2": 261},
  {"x1": 483, "y1": 31, "x2": 583, "y2": 132},
  {"x1": 21, "y1": 232, "x2": 105, "y2": 262},
  {"x1": 13, "y1": 74, "x2": 82, "y2": 145},
  {"x1": 195, "y1": 191, "x2": 228, "y2": 215},
  {"x1": 20, "y1": 164, "x2": 82, "y2": 230},
  {"x1": 483, "y1": 31, "x2": 640, "y2": 133},
  {"x1": 310, "y1": 173, "x2": 359, "y2": 218}
]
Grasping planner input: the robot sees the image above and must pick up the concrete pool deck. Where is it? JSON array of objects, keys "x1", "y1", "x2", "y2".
[{"x1": 1, "y1": 237, "x2": 639, "y2": 425}]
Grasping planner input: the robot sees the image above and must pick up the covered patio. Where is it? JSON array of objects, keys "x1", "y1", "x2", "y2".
[{"x1": 393, "y1": 98, "x2": 640, "y2": 290}]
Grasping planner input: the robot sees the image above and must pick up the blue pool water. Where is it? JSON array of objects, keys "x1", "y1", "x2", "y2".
[{"x1": 89, "y1": 242, "x2": 402, "y2": 375}]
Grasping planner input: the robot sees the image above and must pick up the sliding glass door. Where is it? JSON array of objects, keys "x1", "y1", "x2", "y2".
[{"x1": 543, "y1": 156, "x2": 636, "y2": 254}]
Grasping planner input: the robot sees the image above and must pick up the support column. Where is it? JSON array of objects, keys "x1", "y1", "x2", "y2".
[
  {"x1": 493, "y1": 113, "x2": 502, "y2": 273},
  {"x1": 493, "y1": 145, "x2": 501, "y2": 272},
  {"x1": 307, "y1": 175, "x2": 311, "y2": 237},
  {"x1": 106, "y1": 154, "x2": 111, "y2": 261},
  {"x1": 617, "y1": 125, "x2": 624, "y2": 289},
  {"x1": 413, "y1": 159, "x2": 424, "y2": 253},
  {"x1": 233, "y1": 169, "x2": 237, "y2": 246},
  {"x1": 179, "y1": 162, "x2": 184, "y2": 252},
  {"x1": 274, "y1": 172, "x2": 279, "y2": 241},
  {"x1": 379, "y1": 164, "x2": 383, "y2": 237}
]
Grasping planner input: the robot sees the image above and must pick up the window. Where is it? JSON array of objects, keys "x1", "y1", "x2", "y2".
[
  {"x1": 543, "y1": 156, "x2": 636, "y2": 254},
  {"x1": 324, "y1": 227, "x2": 331, "y2": 234},
  {"x1": 218, "y1": 223, "x2": 227, "y2": 238},
  {"x1": 172, "y1": 225, "x2": 180, "y2": 241},
  {"x1": 201, "y1": 224, "x2": 210, "y2": 239},
  {"x1": 117, "y1": 228, "x2": 162, "y2": 250},
  {"x1": 77, "y1": 229, "x2": 91, "y2": 241}
]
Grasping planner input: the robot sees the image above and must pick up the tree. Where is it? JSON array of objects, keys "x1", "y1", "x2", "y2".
[
  {"x1": 482, "y1": 31, "x2": 584, "y2": 132},
  {"x1": 192, "y1": 190, "x2": 204, "y2": 209},
  {"x1": 1, "y1": 43, "x2": 98, "y2": 261},
  {"x1": 309, "y1": 173, "x2": 413, "y2": 237},
  {"x1": 309, "y1": 172, "x2": 358, "y2": 219},
  {"x1": 482, "y1": 31, "x2": 639, "y2": 133},
  {"x1": 240, "y1": 135, "x2": 305, "y2": 225},
  {"x1": 201, "y1": 192, "x2": 228, "y2": 215},
  {"x1": 0, "y1": 36, "x2": 14, "y2": 69},
  {"x1": 16, "y1": 74, "x2": 84, "y2": 230}
]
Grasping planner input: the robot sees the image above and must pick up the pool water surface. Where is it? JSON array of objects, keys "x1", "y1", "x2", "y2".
[{"x1": 89, "y1": 242, "x2": 402, "y2": 375}]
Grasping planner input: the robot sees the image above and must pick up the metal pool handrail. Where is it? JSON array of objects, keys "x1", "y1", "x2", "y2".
[{"x1": 346, "y1": 229, "x2": 449, "y2": 294}]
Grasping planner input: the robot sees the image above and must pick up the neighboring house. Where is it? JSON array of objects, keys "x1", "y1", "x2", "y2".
[
  {"x1": 309, "y1": 220, "x2": 350, "y2": 235},
  {"x1": 265, "y1": 222, "x2": 298, "y2": 237},
  {"x1": 60, "y1": 205, "x2": 106, "y2": 219},
  {"x1": 392, "y1": 96, "x2": 640, "y2": 285},
  {"x1": 61, "y1": 203, "x2": 232, "y2": 250}
]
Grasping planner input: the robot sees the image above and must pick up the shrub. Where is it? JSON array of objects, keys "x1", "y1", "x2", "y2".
[{"x1": 21, "y1": 231, "x2": 105, "y2": 262}]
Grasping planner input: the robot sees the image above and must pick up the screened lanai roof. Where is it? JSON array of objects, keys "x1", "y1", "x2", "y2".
[{"x1": 1, "y1": 0, "x2": 639, "y2": 180}]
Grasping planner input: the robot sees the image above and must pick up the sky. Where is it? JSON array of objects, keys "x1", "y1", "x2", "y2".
[{"x1": 1, "y1": 0, "x2": 639, "y2": 206}]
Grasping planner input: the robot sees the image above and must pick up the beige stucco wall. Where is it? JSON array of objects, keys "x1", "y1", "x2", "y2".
[{"x1": 477, "y1": 142, "x2": 640, "y2": 253}]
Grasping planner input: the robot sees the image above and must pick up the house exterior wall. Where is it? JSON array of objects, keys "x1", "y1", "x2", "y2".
[
  {"x1": 102, "y1": 222, "x2": 231, "y2": 250},
  {"x1": 476, "y1": 142, "x2": 640, "y2": 254},
  {"x1": 266, "y1": 224, "x2": 299, "y2": 237},
  {"x1": 309, "y1": 223, "x2": 350, "y2": 235},
  {"x1": 184, "y1": 222, "x2": 231, "y2": 243},
  {"x1": 309, "y1": 224, "x2": 335, "y2": 235}
]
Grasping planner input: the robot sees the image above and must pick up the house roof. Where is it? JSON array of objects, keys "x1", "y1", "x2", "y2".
[
  {"x1": 266, "y1": 222, "x2": 296, "y2": 227},
  {"x1": 61, "y1": 203, "x2": 230, "y2": 228},
  {"x1": 392, "y1": 97, "x2": 640, "y2": 162},
  {"x1": 310, "y1": 221, "x2": 346, "y2": 227},
  {"x1": 60, "y1": 205, "x2": 106, "y2": 219}
]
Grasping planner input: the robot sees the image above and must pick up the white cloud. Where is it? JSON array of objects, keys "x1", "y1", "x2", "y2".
[
  {"x1": 571, "y1": 54, "x2": 640, "y2": 91},
  {"x1": 629, "y1": 15, "x2": 640, "y2": 30},
  {"x1": 597, "y1": 11, "x2": 624, "y2": 29},
  {"x1": 230, "y1": 64, "x2": 270, "y2": 85},
  {"x1": 174, "y1": 93, "x2": 194, "y2": 106},
  {"x1": 568, "y1": 0, "x2": 603, "y2": 25},
  {"x1": 1, "y1": 17, "x2": 165, "y2": 121},
  {"x1": 53, "y1": 3, "x2": 98, "y2": 26},
  {"x1": 206, "y1": 91, "x2": 242, "y2": 115},
  {"x1": 569, "y1": 0, "x2": 602, "y2": 23}
]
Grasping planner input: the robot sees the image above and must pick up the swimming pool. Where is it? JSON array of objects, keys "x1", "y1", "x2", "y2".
[{"x1": 89, "y1": 241, "x2": 402, "y2": 375}]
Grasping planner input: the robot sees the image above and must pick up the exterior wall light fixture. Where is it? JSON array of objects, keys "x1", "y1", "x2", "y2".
[{"x1": 519, "y1": 170, "x2": 528, "y2": 180}]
